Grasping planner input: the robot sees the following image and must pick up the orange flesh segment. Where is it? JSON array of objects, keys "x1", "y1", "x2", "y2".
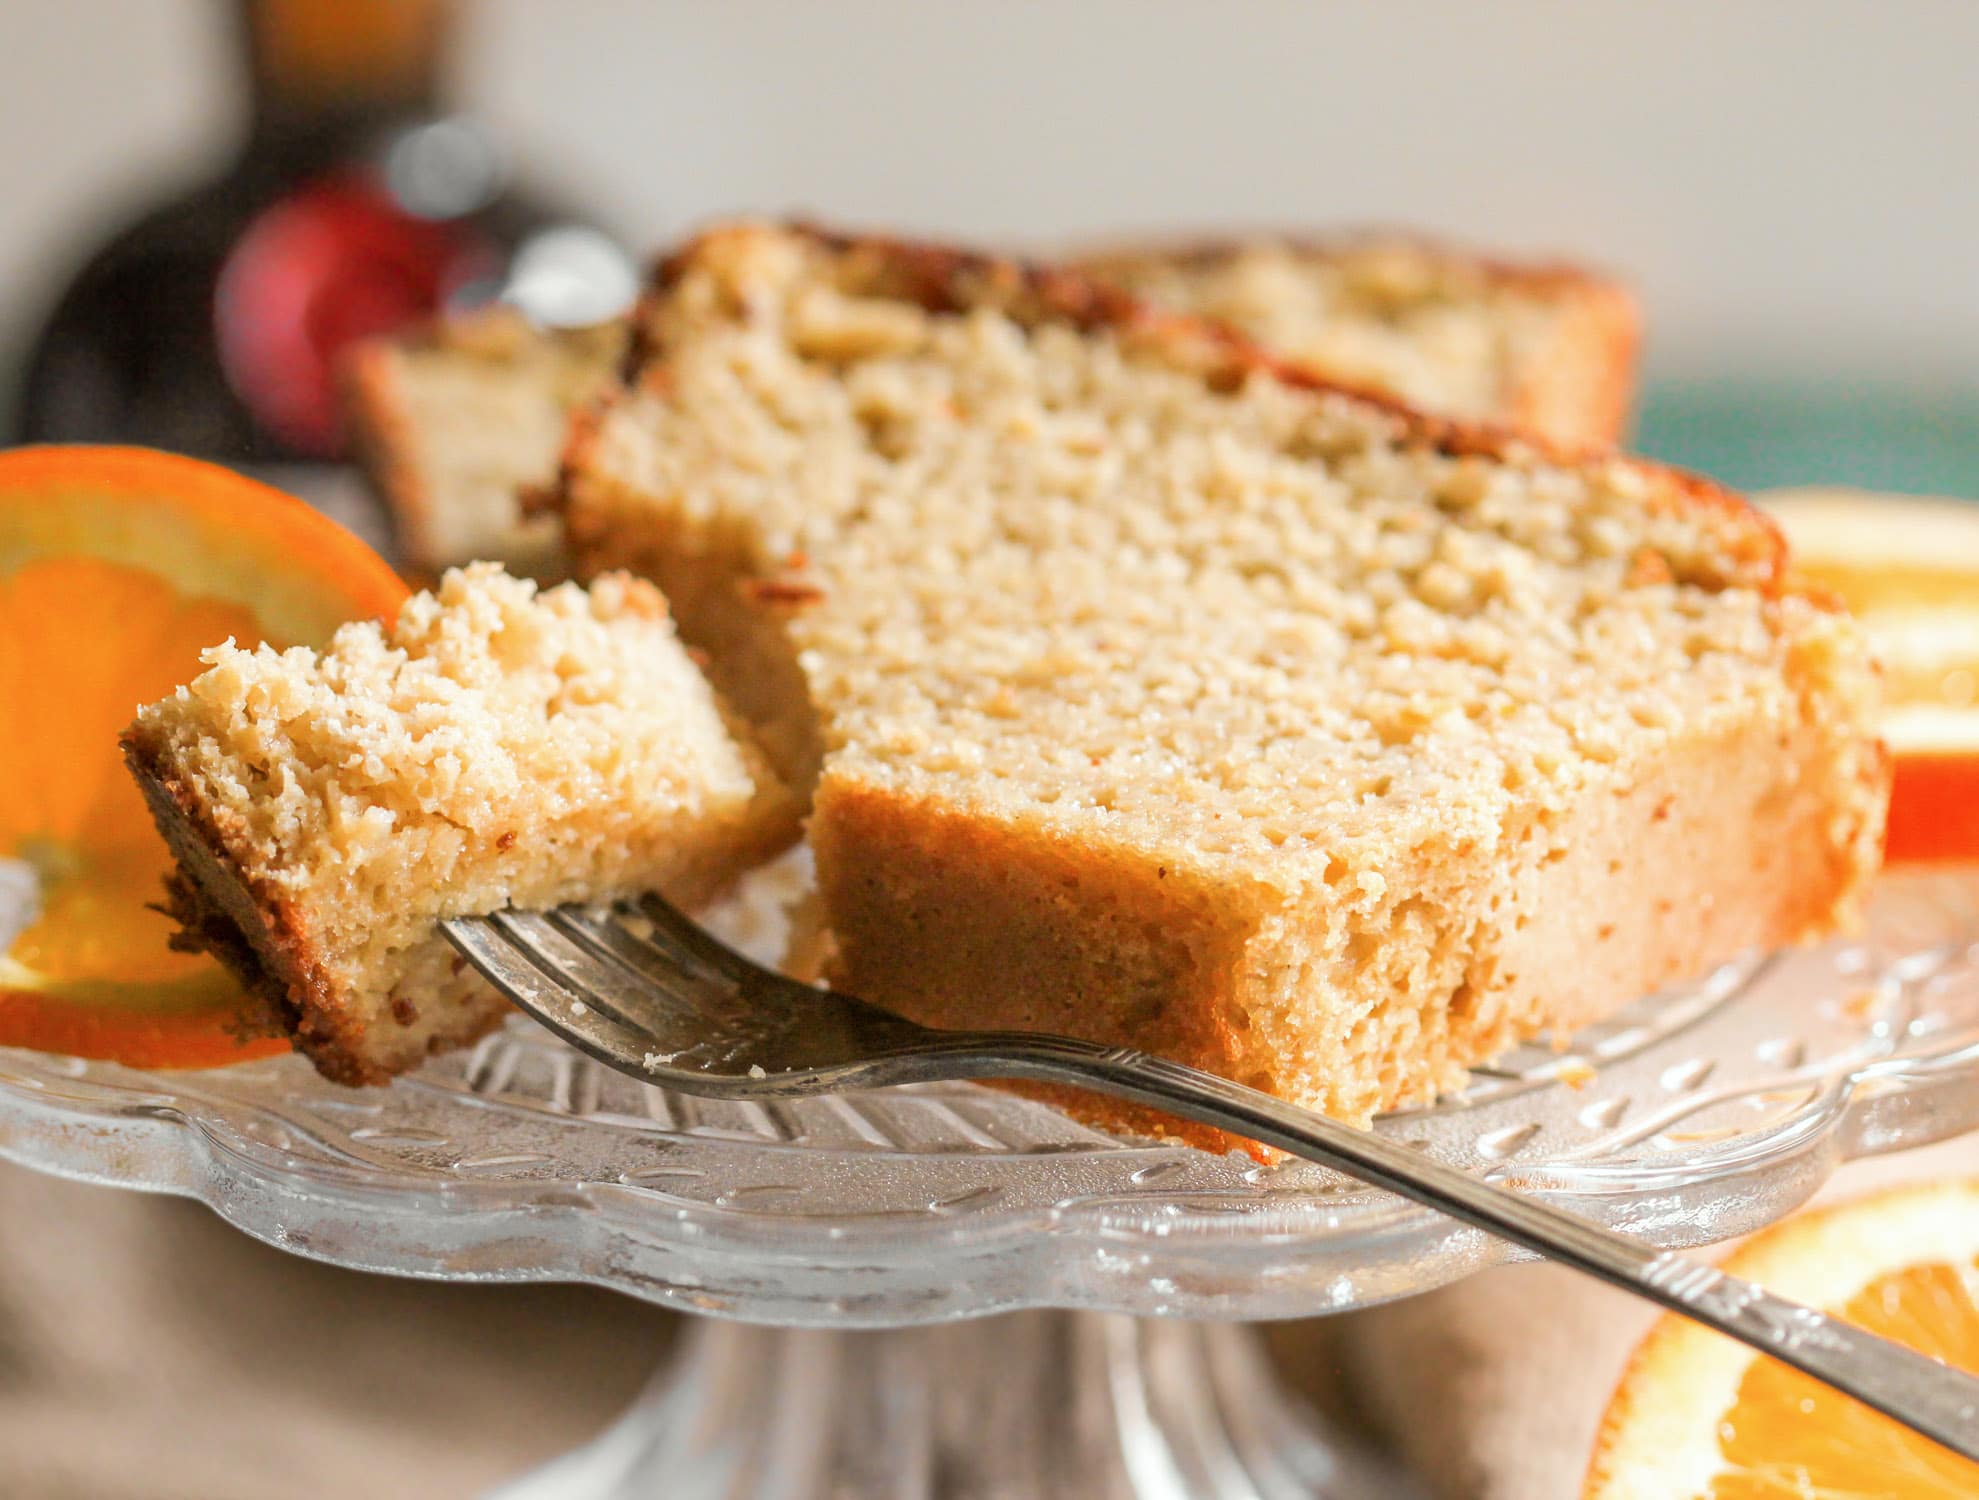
[
  {"x1": 1587, "y1": 1180, "x2": 1979, "y2": 1500},
  {"x1": 1887, "y1": 756, "x2": 1979, "y2": 864},
  {"x1": 0, "y1": 558, "x2": 262, "y2": 985},
  {"x1": 1707, "y1": 1257, "x2": 1979, "y2": 1497},
  {"x1": 1784, "y1": 526, "x2": 1979, "y2": 865},
  {"x1": 0, "y1": 557, "x2": 286, "y2": 1064},
  {"x1": 0, "y1": 446, "x2": 408, "y2": 1069},
  {"x1": 0, "y1": 991, "x2": 287, "y2": 1070}
]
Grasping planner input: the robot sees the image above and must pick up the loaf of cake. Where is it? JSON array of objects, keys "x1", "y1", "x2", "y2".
[
  {"x1": 558, "y1": 221, "x2": 1887, "y2": 1149},
  {"x1": 344, "y1": 233, "x2": 1634, "y2": 579},
  {"x1": 123, "y1": 564, "x2": 798, "y2": 1084},
  {"x1": 1074, "y1": 235, "x2": 1638, "y2": 449},
  {"x1": 341, "y1": 308, "x2": 625, "y2": 578}
]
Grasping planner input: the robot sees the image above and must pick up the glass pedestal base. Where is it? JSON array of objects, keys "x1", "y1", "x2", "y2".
[{"x1": 494, "y1": 1312, "x2": 1406, "y2": 1500}]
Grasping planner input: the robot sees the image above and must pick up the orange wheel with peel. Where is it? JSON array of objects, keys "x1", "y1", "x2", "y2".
[
  {"x1": 0, "y1": 446, "x2": 407, "y2": 1067},
  {"x1": 1764, "y1": 489, "x2": 1979, "y2": 863},
  {"x1": 1585, "y1": 1178, "x2": 1979, "y2": 1498}
]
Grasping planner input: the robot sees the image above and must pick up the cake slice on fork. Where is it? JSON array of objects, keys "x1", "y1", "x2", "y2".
[{"x1": 123, "y1": 563, "x2": 798, "y2": 1083}]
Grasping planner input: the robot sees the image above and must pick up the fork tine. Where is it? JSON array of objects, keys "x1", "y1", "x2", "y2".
[
  {"x1": 444, "y1": 912, "x2": 678, "y2": 1077},
  {"x1": 631, "y1": 892, "x2": 763, "y2": 985},
  {"x1": 540, "y1": 908, "x2": 751, "y2": 1025},
  {"x1": 542, "y1": 906, "x2": 771, "y2": 1044},
  {"x1": 486, "y1": 910, "x2": 705, "y2": 1032}
]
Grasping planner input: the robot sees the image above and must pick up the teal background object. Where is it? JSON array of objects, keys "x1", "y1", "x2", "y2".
[{"x1": 1637, "y1": 377, "x2": 1979, "y2": 500}]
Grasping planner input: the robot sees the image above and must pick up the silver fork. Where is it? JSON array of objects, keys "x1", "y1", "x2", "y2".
[{"x1": 443, "y1": 895, "x2": 1979, "y2": 1461}]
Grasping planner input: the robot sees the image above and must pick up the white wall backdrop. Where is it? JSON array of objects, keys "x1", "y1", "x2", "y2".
[{"x1": 4, "y1": 0, "x2": 1976, "y2": 383}]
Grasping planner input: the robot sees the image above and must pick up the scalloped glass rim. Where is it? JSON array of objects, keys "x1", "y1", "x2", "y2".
[{"x1": 0, "y1": 866, "x2": 1974, "y2": 1327}]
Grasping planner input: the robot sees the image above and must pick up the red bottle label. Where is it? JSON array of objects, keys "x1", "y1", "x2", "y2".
[{"x1": 216, "y1": 172, "x2": 496, "y2": 456}]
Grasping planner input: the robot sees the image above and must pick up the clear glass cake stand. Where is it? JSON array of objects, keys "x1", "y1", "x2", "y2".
[{"x1": 2, "y1": 863, "x2": 1977, "y2": 1498}]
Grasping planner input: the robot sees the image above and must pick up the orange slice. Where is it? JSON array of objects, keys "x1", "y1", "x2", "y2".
[
  {"x1": 0, "y1": 446, "x2": 407, "y2": 1067},
  {"x1": 1763, "y1": 489, "x2": 1979, "y2": 862},
  {"x1": 1585, "y1": 1178, "x2": 1979, "y2": 1498}
]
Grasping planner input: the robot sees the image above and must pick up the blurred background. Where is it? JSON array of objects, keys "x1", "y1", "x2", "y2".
[{"x1": 2, "y1": 0, "x2": 1975, "y2": 494}]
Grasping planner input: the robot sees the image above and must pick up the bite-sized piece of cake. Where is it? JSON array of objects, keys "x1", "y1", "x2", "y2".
[
  {"x1": 560, "y1": 221, "x2": 1888, "y2": 1150},
  {"x1": 1074, "y1": 235, "x2": 1639, "y2": 448},
  {"x1": 123, "y1": 564, "x2": 798, "y2": 1084},
  {"x1": 341, "y1": 308, "x2": 625, "y2": 578}
]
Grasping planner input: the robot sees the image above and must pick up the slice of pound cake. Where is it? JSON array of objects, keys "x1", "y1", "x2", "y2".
[
  {"x1": 342, "y1": 308, "x2": 625, "y2": 578},
  {"x1": 343, "y1": 233, "x2": 1633, "y2": 580},
  {"x1": 1075, "y1": 236, "x2": 1638, "y2": 448},
  {"x1": 123, "y1": 564, "x2": 798, "y2": 1084},
  {"x1": 560, "y1": 222, "x2": 1887, "y2": 1148}
]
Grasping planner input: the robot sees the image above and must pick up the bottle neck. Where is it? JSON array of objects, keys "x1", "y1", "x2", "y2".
[{"x1": 237, "y1": 0, "x2": 453, "y2": 164}]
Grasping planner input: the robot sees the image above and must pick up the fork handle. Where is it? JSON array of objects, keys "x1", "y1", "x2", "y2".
[{"x1": 975, "y1": 1036, "x2": 1979, "y2": 1461}]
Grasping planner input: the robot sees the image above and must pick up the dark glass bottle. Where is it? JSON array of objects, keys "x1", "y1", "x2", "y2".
[{"x1": 12, "y1": 0, "x2": 633, "y2": 479}]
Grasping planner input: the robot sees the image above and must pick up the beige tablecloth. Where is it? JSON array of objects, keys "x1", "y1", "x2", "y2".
[
  {"x1": 0, "y1": 1161, "x2": 676, "y2": 1499},
  {"x1": 1, "y1": 1133, "x2": 1972, "y2": 1497}
]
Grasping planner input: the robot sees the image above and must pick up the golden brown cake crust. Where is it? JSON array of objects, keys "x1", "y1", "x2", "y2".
[
  {"x1": 341, "y1": 311, "x2": 624, "y2": 578},
  {"x1": 339, "y1": 338, "x2": 435, "y2": 574},
  {"x1": 1070, "y1": 230, "x2": 1642, "y2": 447},
  {"x1": 121, "y1": 733, "x2": 509, "y2": 1085},
  {"x1": 814, "y1": 697, "x2": 1889, "y2": 1156},
  {"x1": 1072, "y1": 226, "x2": 1624, "y2": 293},
  {"x1": 1510, "y1": 275, "x2": 1640, "y2": 448}
]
